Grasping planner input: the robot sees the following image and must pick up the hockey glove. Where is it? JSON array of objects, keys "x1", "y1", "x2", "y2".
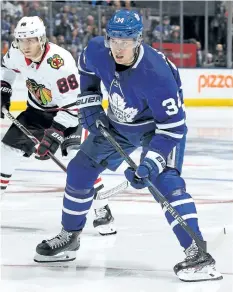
[
  {"x1": 37, "y1": 121, "x2": 65, "y2": 158},
  {"x1": 35, "y1": 152, "x2": 51, "y2": 161},
  {"x1": 1, "y1": 81, "x2": 12, "y2": 119},
  {"x1": 124, "y1": 152, "x2": 166, "y2": 189},
  {"x1": 77, "y1": 91, "x2": 109, "y2": 136},
  {"x1": 61, "y1": 125, "x2": 82, "y2": 156}
]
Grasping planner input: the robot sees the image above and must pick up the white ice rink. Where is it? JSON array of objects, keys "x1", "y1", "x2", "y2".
[{"x1": 0, "y1": 108, "x2": 233, "y2": 292}]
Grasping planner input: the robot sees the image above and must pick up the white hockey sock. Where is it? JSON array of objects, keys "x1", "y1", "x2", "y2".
[
  {"x1": 93, "y1": 176, "x2": 109, "y2": 209},
  {"x1": 92, "y1": 198, "x2": 109, "y2": 209},
  {"x1": 0, "y1": 143, "x2": 25, "y2": 193}
]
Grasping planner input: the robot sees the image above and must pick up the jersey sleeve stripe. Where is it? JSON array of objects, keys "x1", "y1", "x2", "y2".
[
  {"x1": 78, "y1": 63, "x2": 95, "y2": 75},
  {"x1": 78, "y1": 55, "x2": 95, "y2": 75},
  {"x1": 156, "y1": 119, "x2": 185, "y2": 130},
  {"x1": 155, "y1": 129, "x2": 184, "y2": 139}
]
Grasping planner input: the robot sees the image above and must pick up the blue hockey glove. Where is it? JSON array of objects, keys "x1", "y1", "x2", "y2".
[
  {"x1": 124, "y1": 151, "x2": 166, "y2": 189},
  {"x1": 77, "y1": 91, "x2": 109, "y2": 136}
]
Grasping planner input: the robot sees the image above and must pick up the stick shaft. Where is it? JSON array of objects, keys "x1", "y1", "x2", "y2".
[
  {"x1": 98, "y1": 122, "x2": 206, "y2": 252},
  {"x1": 3, "y1": 109, "x2": 67, "y2": 173}
]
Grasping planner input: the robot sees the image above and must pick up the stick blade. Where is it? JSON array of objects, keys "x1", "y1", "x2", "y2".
[{"x1": 96, "y1": 181, "x2": 129, "y2": 200}]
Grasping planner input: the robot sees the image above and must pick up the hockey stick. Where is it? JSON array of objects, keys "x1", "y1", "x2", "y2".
[
  {"x1": 2, "y1": 109, "x2": 127, "y2": 200},
  {"x1": 96, "y1": 120, "x2": 207, "y2": 253},
  {"x1": 95, "y1": 180, "x2": 129, "y2": 200},
  {"x1": 2, "y1": 108, "x2": 67, "y2": 173}
]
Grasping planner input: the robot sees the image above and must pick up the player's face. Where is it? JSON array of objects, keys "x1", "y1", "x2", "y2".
[
  {"x1": 18, "y1": 37, "x2": 42, "y2": 60},
  {"x1": 110, "y1": 38, "x2": 136, "y2": 65}
]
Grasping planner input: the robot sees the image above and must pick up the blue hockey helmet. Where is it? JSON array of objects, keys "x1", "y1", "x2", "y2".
[{"x1": 105, "y1": 10, "x2": 143, "y2": 48}]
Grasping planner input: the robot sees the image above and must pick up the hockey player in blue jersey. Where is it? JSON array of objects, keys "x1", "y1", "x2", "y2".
[{"x1": 35, "y1": 10, "x2": 222, "y2": 282}]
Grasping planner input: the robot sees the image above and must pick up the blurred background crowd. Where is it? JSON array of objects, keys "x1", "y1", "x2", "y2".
[{"x1": 1, "y1": 0, "x2": 232, "y2": 68}]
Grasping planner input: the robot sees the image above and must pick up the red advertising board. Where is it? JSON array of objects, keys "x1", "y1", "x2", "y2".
[{"x1": 152, "y1": 43, "x2": 197, "y2": 67}]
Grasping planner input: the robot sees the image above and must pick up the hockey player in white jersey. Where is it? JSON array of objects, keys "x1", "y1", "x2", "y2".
[{"x1": 0, "y1": 16, "x2": 116, "y2": 236}]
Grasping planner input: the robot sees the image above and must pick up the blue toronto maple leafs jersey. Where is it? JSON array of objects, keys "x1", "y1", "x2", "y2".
[{"x1": 78, "y1": 36, "x2": 186, "y2": 159}]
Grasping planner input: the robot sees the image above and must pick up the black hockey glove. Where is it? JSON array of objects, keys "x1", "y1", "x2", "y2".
[
  {"x1": 1, "y1": 81, "x2": 12, "y2": 119},
  {"x1": 37, "y1": 121, "x2": 65, "y2": 158},
  {"x1": 77, "y1": 91, "x2": 109, "y2": 136},
  {"x1": 61, "y1": 125, "x2": 82, "y2": 156}
]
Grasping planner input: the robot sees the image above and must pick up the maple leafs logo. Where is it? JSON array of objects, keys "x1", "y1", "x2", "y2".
[{"x1": 109, "y1": 92, "x2": 138, "y2": 122}]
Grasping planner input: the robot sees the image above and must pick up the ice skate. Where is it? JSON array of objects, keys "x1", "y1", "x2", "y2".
[
  {"x1": 174, "y1": 241, "x2": 223, "y2": 282},
  {"x1": 93, "y1": 205, "x2": 117, "y2": 236},
  {"x1": 34, "y1": 228, "x2": 81, "y2": 263}
]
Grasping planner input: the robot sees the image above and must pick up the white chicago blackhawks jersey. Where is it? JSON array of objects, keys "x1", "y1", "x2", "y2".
[{"x1": 1, "y1": 42, "x2": 80, "y2": 128}]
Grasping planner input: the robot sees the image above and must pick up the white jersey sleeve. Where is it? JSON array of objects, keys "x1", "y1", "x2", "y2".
[{"x1": 1, "y1": 43, "x2": 20, "y2": 84}]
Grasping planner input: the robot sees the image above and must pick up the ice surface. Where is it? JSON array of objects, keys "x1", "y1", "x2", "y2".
[{"x1": 1, "y1": 108, "x2": 232, "y2": 292}]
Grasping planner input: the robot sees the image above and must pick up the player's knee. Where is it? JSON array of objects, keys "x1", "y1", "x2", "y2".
[
  {"x1": 155, "y1": 168, "x2": 186, "y2": 199},
  {"x1": 67, "y1": 150, "x2": 104, "y2": 190}
]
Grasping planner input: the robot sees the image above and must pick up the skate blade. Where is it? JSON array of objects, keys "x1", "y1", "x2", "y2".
[
  {"x1": 177, "y1": 266, "x2": 223, "y2": 282},
  {"x1": 95, "y1": 223, "x2": 117, "y2": 236},
  {"x1": 34, "y1": 251, "x2": 76, "y2": 263}
]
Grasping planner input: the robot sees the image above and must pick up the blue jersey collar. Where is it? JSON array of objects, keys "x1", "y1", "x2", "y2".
[{"x1": 132, "y1": 45, "x2": 144, "y2": 69}]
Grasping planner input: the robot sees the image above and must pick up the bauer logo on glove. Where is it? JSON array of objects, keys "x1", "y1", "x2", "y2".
[
  {"x1": 37, "y1": 122, "x2": 66, "y2": 157},
  {"x1": 51, "y1": 132, "x2": 64, "y2": 143},
  {"x1": 77, "y1": 93, "x2": 102, "y2": 108}
]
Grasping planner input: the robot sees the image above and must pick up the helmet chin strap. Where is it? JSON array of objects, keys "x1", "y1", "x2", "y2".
[{"x1": 122, "y1": 45, "x2": 140, "y2": 66}]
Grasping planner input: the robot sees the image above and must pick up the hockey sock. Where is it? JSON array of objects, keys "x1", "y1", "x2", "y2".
[
  {"x1": 0, "y1": 143, "x2": 24, "y2": 193},
  {"x1": 163, "y1": 191, "x2": 204, "y2": 249},
  {"x1": 62, "y1": 150, "x2": 104, "y2": 231}
]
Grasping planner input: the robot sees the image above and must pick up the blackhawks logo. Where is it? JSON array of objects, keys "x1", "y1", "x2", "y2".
[
  {"x1": 47, "y1": 54, "x2": 64, "y2": 69},
  {"x1": 26, "y1": 78, "x2": 52, "y2": 105}
]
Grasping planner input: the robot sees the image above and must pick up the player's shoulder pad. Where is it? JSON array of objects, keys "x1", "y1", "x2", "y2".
[
  {"x1": 140, "y1": 44, "x2": 180, "y2": 99},
  {"x1": 86, "y1": 36, "x2": 106, "y2": 53},
  {"x1": 142, "y1": 43, "x2": 176, "y2": 79},
  {"x1": 2, "y1": 42, "x2": 24, "y2": 68},
  {"x1": 46, "y1": 43, "x2": 76, "y2": 71},
  {"x1": 4, "y1": 42, "x2": 22, "y2": 59},
  {"x1": 85, "y1": 36, "x2": 109, "y2": 67}
]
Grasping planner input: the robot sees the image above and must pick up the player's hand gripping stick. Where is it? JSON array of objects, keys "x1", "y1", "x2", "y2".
[{"x1": 2, "y1": 108, "x2": 67, "y2": 173}]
